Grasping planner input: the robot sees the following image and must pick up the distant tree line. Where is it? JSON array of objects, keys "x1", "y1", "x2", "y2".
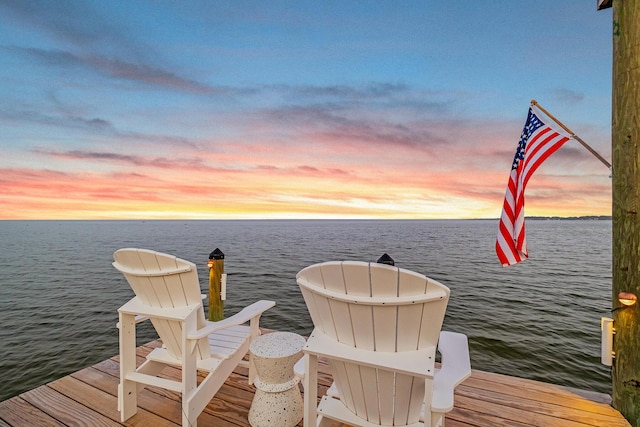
[{"x1": 527, "y1": 215, "x2": 612, "y2": 220}]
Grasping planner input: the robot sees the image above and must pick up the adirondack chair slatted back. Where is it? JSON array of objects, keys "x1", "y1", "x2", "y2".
[
  {"x1": 297, "y1": 261, "x2": 450, "y2": 425},
  {"x1": 113, "y1": 248, "x2": 210, "y2": 360}
]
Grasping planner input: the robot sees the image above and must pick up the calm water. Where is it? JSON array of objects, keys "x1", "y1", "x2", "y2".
[{"x1": 0, "y1": 219, "x2": 613, "y2": 402}]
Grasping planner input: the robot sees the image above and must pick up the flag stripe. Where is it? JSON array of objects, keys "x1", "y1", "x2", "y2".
[
  {"x1": 495, "y1": 106, "x2": 570, "y2": 266},
  {"x1": 522, "y1": 131, "x2": 568, "y2": 188}
]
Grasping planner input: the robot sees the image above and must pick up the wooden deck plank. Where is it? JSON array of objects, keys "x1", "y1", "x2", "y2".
[
  {"x1": 0, "y1": 338, "x2": 631, "y2": 427},
  {"x1": 447, "y1": 405, "x2": 534, "y2": 427},
  {"x1": 0, "y1": 397, "x2": 65, "y2": 427},
  {"x1": 467, "y1": 369, "x2": 615, "y2": 409},
  {"x1": 49, "y1": 374, "x2": 179, "y2": 427},
  {"x1": 461, "y1": 373, "x2": 615, "y2": 413},
  {"x1": 20, "y1": 385, "x2": 121, "y2": 427},
  {"x1": 459, "y1": 371, "x2": 627, "y2": 425},
  {"x1": 453, "y1": 391, "x2": 619, "y2": 427}
]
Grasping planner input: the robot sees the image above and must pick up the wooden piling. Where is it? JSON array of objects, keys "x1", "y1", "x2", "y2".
[
  {"x1": 611, "y1": 0, "x2": 640, "y2": 424},
  {"x1": 208, "y1": 248, "x2": 225, "y2": 321}
]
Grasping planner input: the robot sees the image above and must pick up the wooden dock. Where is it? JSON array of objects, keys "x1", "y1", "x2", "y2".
[{"x1": 0, "y1": 338, "x2": 630, "y2": 427}]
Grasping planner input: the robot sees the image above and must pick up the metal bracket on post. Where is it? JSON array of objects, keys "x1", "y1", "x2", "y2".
[
  {"x1": 221, "y1": 273, "x2": 227, "y2": 301},
  {"x1": 601, "y1": 317, "x2": 615, "y2": 366}
]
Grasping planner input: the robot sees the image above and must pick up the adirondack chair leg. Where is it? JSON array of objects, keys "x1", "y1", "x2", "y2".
[
  {"x1": 248, "y1": 350, "x2": 256, "y2": 385},
  {"x1": 118, "y1": 312, "x2": 138, "y2": 421},
  {"x1": 302, "y1": 353, "x2": 318, "y2": 427},
  {"x1": 182, "y1": 373, "x2": 200, "y2": 426},
  {"x1": 182, "y1": 313, "x2": 200, "y2": 427},
  {"x1": 248, "y1": 315, "x2": 262, "y2": 384},
  {"x1": 431, "y1": 412, "x2": 444, "y2": 427},
  {"x1": 422, "y1": 378, "x2": 434, "y2": 427}
]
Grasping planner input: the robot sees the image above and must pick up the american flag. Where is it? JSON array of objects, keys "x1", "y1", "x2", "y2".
[{"x1": 496, "y1": 106, "x2": 570, "y2": 266}]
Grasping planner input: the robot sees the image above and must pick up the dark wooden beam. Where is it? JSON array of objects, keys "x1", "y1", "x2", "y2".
[{"x1": 611, "y1": 0, "x2": 640, "y2": 425}]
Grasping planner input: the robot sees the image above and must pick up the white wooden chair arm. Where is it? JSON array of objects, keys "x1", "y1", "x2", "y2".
[
  {"x1": 304, "y1": 329, "x2": 436, "y2": 377},
  {"x1": 118, "y1": 297, "x2": 201, "y2": 321},
  {"x1": 431, "y1": 331, "x2": 471, "y2": 413},
  {"x1": 188, "y1": 300, "x2": 275, "y2": 340},
  {"x1": 115, "y1": 314, "x2": 150, "y2": 329}
]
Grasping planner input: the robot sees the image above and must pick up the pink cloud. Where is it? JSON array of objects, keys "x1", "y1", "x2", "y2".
[{"x1": 2, "y1": 96, "x2": 612, "y2": 220}]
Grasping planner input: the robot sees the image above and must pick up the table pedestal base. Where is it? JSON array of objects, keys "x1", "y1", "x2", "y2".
[
  {"x1": 248, "y1": 332, "x2": 305, "y2": 427},
  {"x1": 248, "y1": 384, "x2": 303, "y2": 427}
]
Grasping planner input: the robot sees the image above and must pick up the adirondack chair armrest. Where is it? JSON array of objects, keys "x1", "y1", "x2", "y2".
[
  {"x1": 118, "y1": 297, "x2": 201, "y2": 321},
  {"x1": 115, "y1": 314, "x2": 149, "y2": 329},
  {"x1": 188, "y1": 300, "x2": 276, "y2": 340},
  {"x1": 431, "y1": 331, "x2": 471, "y2": 413},
  {"x1": 304, "y1": 329, "x2": 437, "y2": 377},
  {"x1": 133, "y1": 315, "x2": 150, "y2": 323}
]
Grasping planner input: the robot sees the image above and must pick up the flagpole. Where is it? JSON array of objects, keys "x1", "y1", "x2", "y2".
[{"x1": 531, "y1": 99, "x2": 612, "y2": 171}]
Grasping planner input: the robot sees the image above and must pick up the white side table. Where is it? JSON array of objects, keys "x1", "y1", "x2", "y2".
[{"x1": 248, "y1": 332, "x2": 306, "y2": 427}]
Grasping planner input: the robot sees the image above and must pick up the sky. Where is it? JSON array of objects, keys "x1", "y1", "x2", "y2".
[{"x1": 0, "y1": 1, "x2": 614, "y2": 220}]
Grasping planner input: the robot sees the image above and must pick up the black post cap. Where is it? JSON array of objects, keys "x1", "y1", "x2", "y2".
[
  {"x1": 376, "y1": 253, "x2": 395, "y2": 266},
  {"x1": 209, "y1": 248, "x2": 225, "y2": 260}
]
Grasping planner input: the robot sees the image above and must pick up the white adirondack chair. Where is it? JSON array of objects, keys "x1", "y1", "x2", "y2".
[
  {"x1": 297, "y1": 261, "x2": 471, "y2": 427},
  {"x1": 113, "y1": 248, "x2": 275, "y2": 427}
]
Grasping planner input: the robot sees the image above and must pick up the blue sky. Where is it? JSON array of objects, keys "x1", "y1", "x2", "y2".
[{"x1": 0, "y1": 1, "x2": 614, "y2": 219}]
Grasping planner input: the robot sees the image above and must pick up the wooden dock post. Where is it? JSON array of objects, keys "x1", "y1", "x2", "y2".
[
  {"x1": 610, "y1": 0, "x2": 640, "y2": 424},
  {"x1": 207, "y1": 248, "x2": 224, "y2": 321}
]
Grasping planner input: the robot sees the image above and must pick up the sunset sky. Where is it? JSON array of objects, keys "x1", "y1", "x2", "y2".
[{"x1": 0, "y1": 1, "x2": 614, "y2": 220}]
